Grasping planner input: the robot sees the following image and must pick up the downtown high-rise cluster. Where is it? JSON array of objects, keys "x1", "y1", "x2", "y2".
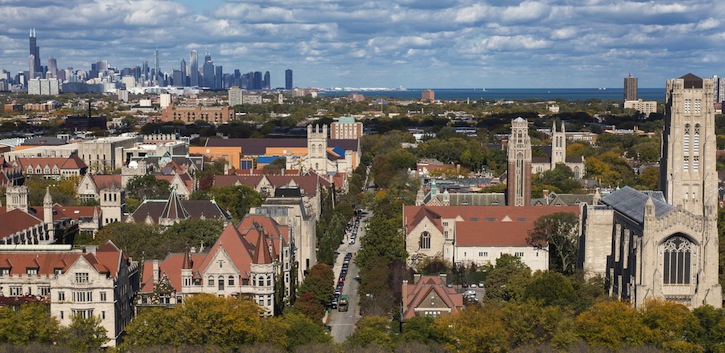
[{"x1": 1, "y1": 30, "x2": 295, "y2": 92}]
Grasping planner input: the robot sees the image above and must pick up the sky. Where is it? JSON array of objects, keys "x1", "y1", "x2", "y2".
[{"x1": 1, "y1": 0, "x2": 724, "y2": 89}]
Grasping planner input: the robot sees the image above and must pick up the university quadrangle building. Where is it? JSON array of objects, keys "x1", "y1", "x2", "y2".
[{"x1": 580, "y1": 74, "x2": 722, "y2": 308}]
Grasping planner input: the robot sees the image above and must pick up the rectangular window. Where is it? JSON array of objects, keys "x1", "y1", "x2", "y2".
[
  {"x1": 102, "y1": 311, "x2": 106, "y2": 320},
  {"x1": 10, "y1": 286, "x2": 21, "y2": 296},
  {"x1": 684, "y1": 99, "x2": 691, "y2": 112},
  {"x1": 73, "y1": 291, "x2": 93, "y2": 302},
  {"x1": 40, "y1": 287, "x2": 50, "y2": 296},
  {"x1": 58, "y1": 291, "x2": 65, "y2": 301},
  {"x1": 0, "y1": 269, "x2": 8, "y2": 278},
  {"x1": 75, "y1": 273, "x2": 89, "y2": 283},
  {"x1": 515, "y1": 252, "x2": 524, "y2": 257},
  {"x1": 479, "y1": 252, "x2": 488, "y2": 257},
  {"x1": 694, "y1": 156, "x2": 699, "y2": 170},
  {"x1": 26, "y1": 268, "x2": 38, "y2": 275},
  {"x1": 60, "y1": 311, "x2": 64, "y2": 319},
  {"x1": 694, "y1": 99, "x2": 701, "y2": 112},
  {"x1": 100, "y1": 291, "x2": 107, "y2": 302}
]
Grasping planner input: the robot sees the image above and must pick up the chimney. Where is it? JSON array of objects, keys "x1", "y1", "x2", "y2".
[
  {"x1": 439, "y1": 273, "x2": 447, "y2": 284},
  {"x1": 152, "y1": 260, "x2": 160, "y2": 281},
  {"x1": 413, "y1": 273, "x2": 421, "y2": 284},
  {"x1": 402, "y1": 279, "x2": 409, "y2": 315},
  {"x1": 542, "y1": 189, "x2": 550, "y2": 198}
]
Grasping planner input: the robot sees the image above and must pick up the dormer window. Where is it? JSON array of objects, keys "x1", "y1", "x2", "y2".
[{"x1": 26, "y1": 268, "x2": 38, "y2": 276}]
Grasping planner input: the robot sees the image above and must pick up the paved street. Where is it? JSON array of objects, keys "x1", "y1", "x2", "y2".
[{"x1": 328, "y1": 211, "x2": 368, "y2": 343}]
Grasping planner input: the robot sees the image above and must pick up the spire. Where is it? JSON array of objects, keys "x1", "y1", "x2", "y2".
[
  {"x1": 160, "y1": 186, "x2": 189, "y2": 220},
  {"x1": 182, "y1": 246, "x2": 193, "y2": 269},
  {"x1": 44, "y1": 187, "x2": 53, "y2": 206},
  {"x1": 252, "y1": 228, "x2": 273, "y2": 265}
]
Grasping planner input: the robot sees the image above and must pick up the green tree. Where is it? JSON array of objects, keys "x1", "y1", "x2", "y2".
[
  {"x1": 162, "y1": 218, "x2": 226, "y2": 253},
  {"x1": 122, "y1": 307, "x2": 178, "y2": 347},
  {"x1": 640, "y1": 299, "x2": 703, "y2": 352},
  {"x1": 692, "y1": 305, "x2": 725, "y2": 352},
  {"x1": 297, "y1": 263, "x2": 335, "y2": 305},
  {"x1": 400, "y1": 316, "x2": 437, "y2": 345},
  {"x1": 292, "y1": 293, "x2": 325, "y2": 323},
  {"x1": 193, "y1": 185, "x2": 262, "y2": 221},
  {"x1": 345, "y1": 316, "x2": 394, "y2": 351},
  {"x1": 0, "y1": 303, "x2": 59, "y2": 344},
  {"x1": 282, "y1": 312, "x2": 331, "y2": 350},
  {"x1": 483, "y1": 254, "x2": 532, "y2": 303},
  {"x1": 125, "y1": 174, "x2": 171, "y2": 200},
  {"x1": 523, "y1": 271, "x2": 578, "y2": 308},
  {"x1": 527, "y1": 212, "x2": 579, "y2": 274},
  {"x1": 502, "y1": 300, "x2": 577, "y2": 350},
  {"x1": 575, "y1": 300, "x2": 650, "y2": 350},
  {"x1": 92, "y1": 222, "x2": 162, "y2": 260},
  {"x1": 431, "y1": 306, "x2": 509, "y2": 353},
  {"x1": 58, "y1": 314, "x2": 108, "y2": 352}
]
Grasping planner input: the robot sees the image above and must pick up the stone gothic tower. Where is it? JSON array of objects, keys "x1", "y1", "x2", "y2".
[
  {"x1": 5, "y1": 185, "x2": 29, "y2": 212},
  {"x1": 551, "y1": 121, "x2": 566, "y2": 168},
  {"x1": 306, "y1": 124, "x2": 328, "y2": 173},
  {"x1": 507, "y1": 118, "x2": 532, "y2": 206},
  {"x1": 660, "y1": 73, "x2": 717, "y2": 218},
  {"x1": 100, "y1": 187, "x2": 125, "y2": 226}
]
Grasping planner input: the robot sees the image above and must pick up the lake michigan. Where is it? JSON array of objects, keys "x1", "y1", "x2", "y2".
[{"x1": 319, "y1": 88, "x2": 664, "y2": 102}]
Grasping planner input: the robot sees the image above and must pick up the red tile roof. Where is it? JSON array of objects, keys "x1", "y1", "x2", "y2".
[
  {"x1": 91, "y1": 175, "x2": 123, "y2": 190},
  {"x1": 0, "y1": 209, "x2": 44, "y2": 239},
  {"x1": 402, "y1": 276, "x2": 462, "y2": 320},
  {"x1": 0, "y1": 241, "x2": 124, "y2": 278},
  {"x1": 404, "y1": 205, "x2": 580, "y2": 247}
]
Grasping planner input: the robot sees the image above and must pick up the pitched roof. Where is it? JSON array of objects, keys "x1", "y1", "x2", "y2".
[
  {"x1": 404, "y1": 205, "x2": 580, "y2": 247},
  {"x1": 0, "y1": 240, "x2": 125, "y2": 278},
  {"x1": 403, "y1": 275, "x2": 462, "y2": 320},
  {"x1": 600, "y1": 186, "x2": 673, "y2": 223},
  {"x1": 16, "y1": 156, "x2": 87, "y2": 172},
  {"x1": 91, "y1": 175, "x2": 123, "y2": 190},
  {"x1": 160, "y1": 188, "x2": 190, "y2": 220},
  {"x1": 0, "y1": 209, "x2": 44, "y2": 239},
  {"x1": 128, "y1": 199, "x2": 229, "y2": 224}
]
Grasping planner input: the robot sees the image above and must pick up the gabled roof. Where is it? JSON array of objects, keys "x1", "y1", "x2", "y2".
[
  {"x1": 0, "y1": 209, "x2": 44, "y2": 239},
  {"x1": 403, "y1": 275, "x2": 462, "y2": 320},
  {"x1": 128, "y1": 198, "x2": 230, "y2": 224},
  {"x1": 600, "y1": 186, "x2": 673, "y2": 224},
  {"x1": 404, "y1": 205, "x2": 580, "y2": 247},
  {"x1": 91, "y1": 175, "x2": 123, "y2": 190},
  {"x1": 0, "y1": 240, "x2": 125, "y2": 278}
]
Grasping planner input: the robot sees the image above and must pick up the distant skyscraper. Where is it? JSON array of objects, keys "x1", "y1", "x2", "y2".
[
  {"x1": 285, "y1": 69, "x2": 293, "y2": 90},
  {"x1": 154, "y1": 49, "x2": 160, "y2": 85},
  {"x1": 713, "y1": 75, "x2": 725, "y2": 103},
  {"x1": 263, "y1": 71, "x2": 270, "y2": 90},
  {"x1": 253, "y1": 71, "x2": 262, "y2": 90},
  {"x1": 180, "y1": 59, "x2": 187, "y2": 86},
  {"x1": 624, "y1": 74, "x2": 638, "y2": 101},
  {"x1": 29, "y1": 28, "x2": 41, "y2": 78},
  {"x1": 215, "y1": 65, "x2": 223, "y2": 89},
  {"x1": 47, "y1": 58, "x2": 57, "y2": 78},
  {"x1": 202, "y1": 53, "x2": 215, "y2": 88},
  {"x1": 190, "y1": 50, "x2": 199, "y2": 87}
]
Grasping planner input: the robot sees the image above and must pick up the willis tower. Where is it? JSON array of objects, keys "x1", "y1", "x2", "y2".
[{"x1": 29, "y1": 28, "x2": 42, "y2": 78}]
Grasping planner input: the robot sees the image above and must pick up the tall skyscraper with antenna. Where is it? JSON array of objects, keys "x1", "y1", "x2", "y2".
[{"x1": 29, "y1": 28, "x2": 41, "y2": 78}]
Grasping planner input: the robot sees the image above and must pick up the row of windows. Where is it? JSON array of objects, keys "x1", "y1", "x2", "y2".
[
  {"x1": 683, "y1": 99, "x2": 702, "y2": 113},
  {"x1": 58, "y1": 290, "x2": 107, "y2": 302}
]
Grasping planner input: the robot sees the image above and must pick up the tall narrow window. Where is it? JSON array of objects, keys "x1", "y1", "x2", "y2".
[
  {"x1": 684, "y1": 99, "x2": 691, "y2": 113},
  {"x1": 694, "y1": 124, "x2": 700, "y2": 155},
  {"x1": 694, "y1": 99, "x2": 701, "y2": 112},
  {"x1": 683, "y1": 124, "x2": 690, "y2": 155},
  {"x1": 694, "y1": 156, "x2": 699, "y2": 171},
  {"x1": 684, "y1": 156, "x2": 689, "y2": 171},
  {"x1": 420, "y1": 231, "x2": 431, "y2": 249},
  {"x1": 663, "y1": 236, "x2": 692, "y2": 285}
]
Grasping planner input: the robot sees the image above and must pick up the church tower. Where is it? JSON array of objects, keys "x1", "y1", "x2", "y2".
[
  {"x1": 5, "y1": 185, "x2": 29, "y2": 212},
  {"x1": 551, "y1": 121, "x2": 566, "y2": 168},
  {"x1": 660, "y1": 73, "x2": 717, "y2": 217},
  {"x1": 306, "y1": 124, "x2": 328, "y2": 174},
  {"x1": 100, "y1": 187, "x2": 125, "y2": 226},
  {"x1": 507, "y1": 118, "x2": 532, "y2": 206}
]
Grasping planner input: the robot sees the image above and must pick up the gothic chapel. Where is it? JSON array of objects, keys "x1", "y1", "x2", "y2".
[{"x1": 580, "y1": 74, "x2": 722, "y2": 308}]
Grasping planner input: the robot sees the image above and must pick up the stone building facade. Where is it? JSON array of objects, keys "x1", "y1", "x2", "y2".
[{"x1": 580, "y1": 74, "x2": 722, "y2": 308}]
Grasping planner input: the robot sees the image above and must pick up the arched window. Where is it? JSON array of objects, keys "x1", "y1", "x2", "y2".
[
  {"x1": 252, "y1": 275, "x2": 256, "y2": 287},
  {"x1": 420, "y1": 231, "x2": 431, "y2": 249},
  {"x1": 228, "y1": 275, "x2": 234, "y2": 286},
  {"x1": 663, "y1": 236, "x2": 693, "y2": 285},
  {"x1": 694, "y1": 124, "x2": 700, "y2": 155},
  {"x1": 266, "y1": 276, "x2": 272, "y2": 286},
  {"x1": 208, "y1": 276, "x2": 214, "y2": 286},
  {"x1": 218, "y1": 275, "x2": 224, "y2": 290}
]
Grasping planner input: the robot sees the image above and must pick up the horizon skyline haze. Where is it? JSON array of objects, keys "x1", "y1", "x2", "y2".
[{"x1": 1, "y1": 0, "x2": 723, "y2": 89}]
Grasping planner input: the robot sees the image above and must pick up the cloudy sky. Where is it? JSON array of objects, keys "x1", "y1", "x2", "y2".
[{"x1": 1, "y1": 0, "x2": 723, "y2": 88}]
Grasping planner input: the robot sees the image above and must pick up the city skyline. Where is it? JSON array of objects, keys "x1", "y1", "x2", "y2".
[{"x1": 1, "y1": 0, "x2": 723, "y2": 88}]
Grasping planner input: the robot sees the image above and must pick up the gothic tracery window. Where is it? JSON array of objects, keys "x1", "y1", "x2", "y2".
[
  {"x1": 663, "y1": 236, "x2": 692, "y2": 285},
  {"x1": 420, "y1": 231, "x2": 431, "y2": 249}
]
